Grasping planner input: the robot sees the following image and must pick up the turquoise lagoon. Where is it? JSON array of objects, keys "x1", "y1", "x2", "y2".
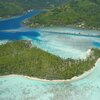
[
  {"x1": 0, "y1": 10, "x2": 100, "y2": 100},
  {"x1": 0, "y1": 61, "x2": 100, "y2": 100}
]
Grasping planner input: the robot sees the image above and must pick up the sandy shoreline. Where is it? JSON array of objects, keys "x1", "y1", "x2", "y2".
[
  {"x1": 0, "y1": 46, "x2": 99, "y2": 82},
  {"x1": 0, "y1": 66, "x2": 96, "y2": 82},
  {"x1": 0, "y1": 58, "x2": 100, "y2": 82}
]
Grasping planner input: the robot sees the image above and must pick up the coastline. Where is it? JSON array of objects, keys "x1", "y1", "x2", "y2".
[
  {"x1": 0, "y1": 40, "x2": 9, "y2": 45},
  {"x1": 0, "y1": 58, "x2": 100, "y2": 83}
]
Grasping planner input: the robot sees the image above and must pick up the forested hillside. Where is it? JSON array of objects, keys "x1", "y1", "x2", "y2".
[
  {"x1": 0, "y1": 0, "x2": 100, "y2": 29},
  {"x1": 27, "y1": 0, "x2": 100, "y2": 30},
  {"x1": 0, "y1": 0, "x2": 70, "y2": 17},
  {"x1": 0, "y1": 40, "x2": 100, "y2": 80}
]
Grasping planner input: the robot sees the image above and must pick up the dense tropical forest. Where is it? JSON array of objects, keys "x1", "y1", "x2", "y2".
[
  {"x1": 0, "y1": 0, "x2": 70, "y2": 17},
  {"x1": 26, "y1": 0, "x2": 100, "y2": 30},
  {"x1": 0, "y1": 40, "x2": 100, "y2": 80}
]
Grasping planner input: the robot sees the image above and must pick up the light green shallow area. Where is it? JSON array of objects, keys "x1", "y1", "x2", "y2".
[{"x1": 0, "y1": 61, "x2": 100, "y2": 100}]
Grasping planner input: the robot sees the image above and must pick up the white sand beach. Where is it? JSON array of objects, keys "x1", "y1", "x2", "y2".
[{"x1": 1, "y1": 58, "x2": 100, "y2": 83}]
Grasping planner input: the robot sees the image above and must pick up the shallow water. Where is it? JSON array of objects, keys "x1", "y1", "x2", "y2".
[
  {"x1": 31, "y1": 30, "x2": 100, "y2": 59},
  {"x1": 0, "y1": 61, "x2": 100, "y2": 100},
  {"x1": 0, "y1": 10, "x2": 100, "y2": 100}
]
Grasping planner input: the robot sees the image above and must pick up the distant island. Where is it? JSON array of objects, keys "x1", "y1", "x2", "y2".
[
  {"x1": 0, "y1": 40, "x2": 100, "y2": 80},
  {"x1": 25, "y1": 0, "x2": 100, "y2": 30}
]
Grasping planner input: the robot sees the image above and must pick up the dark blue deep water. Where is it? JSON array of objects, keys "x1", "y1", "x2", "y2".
[
  {"x1": 0, "y1": 10, "x2": 40, "y2": 30},
  {"x1": 0, "y1": 10, "x2": 41, "y2": 41}
]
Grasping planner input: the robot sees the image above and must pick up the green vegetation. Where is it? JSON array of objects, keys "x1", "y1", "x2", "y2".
[
  {"x1": 0, "y1": 1, "x2": 24, "y2": 17},
  {"x1": 27, "y1": 0, "x2": 100, "y2": 30},
  {"x1": 1, "y1": 0, "x2": 100, "y2": 30},
  {"x1": 0, "y1": 41, "x2": 100, "y2": 80},
  {"x1": 0, "y1": 0, "x2": 69, "y2": 17}
]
